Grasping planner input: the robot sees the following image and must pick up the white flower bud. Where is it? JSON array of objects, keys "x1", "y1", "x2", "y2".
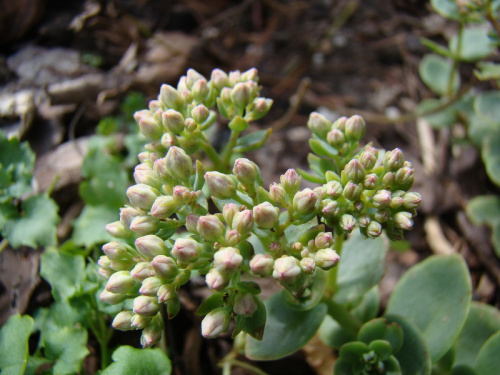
[
  {"x1": 214, "y1": 247, "x2": 243, "y2": 273},
  {"x1": 201, "y1": 308, "x2": 231, "y2": 338}
]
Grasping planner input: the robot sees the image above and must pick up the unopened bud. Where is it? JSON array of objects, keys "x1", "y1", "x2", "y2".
[
  {"x1": 205, "y1": 268, "x2": 229, "y2": 290},
  {"x1": 307, "y1": 112, "x2": 331, "y2": 138},
  {"x1": 373, "y1": 190, "x2": 392, "y2": 209},
  {"x1": 131, "y1": 262, "x2": 156, "y2": 281},
  {"x1": 403, "y1": 192, "x2": 422, "y2": 209},
  {"x1": 105, "y1": 221, "x2": 131, "y2": 238},
  {"x1": 273, "y1": 256, "x2": 301, "y2": 283},
  {"x1": 232, "y1": 209, "x2": 253, "y2": 234},
  {"x1": 233, "y1": 293, "x2": 258, "y2": 317},
  {"x1": 106, "y1": 271, "x2": 136, "y2": 294},
  {"x1": 363, "y1": 173, "x2": 378, "y2": 190},
  {"x1": 374, "y1": 210, "x2": 390, "y2": 223},
  {"x1": 160, "y1": 132, "x2": 175, "y2": 149},
  {"x1": 120, "y1": 206, "x2": 143, "y2": 229},
  {"x1": 345, "y1": 159, "x2": 366, "y2": 183},
  {"x1": 135, "y1": 235, "x2": 167, "y2": 260},
  {"x1": 201, "y1": 308, "x2": 231, "y2": 338},
  {"x1": 141, "y1": 318, "x2": 163, "y2": 348},
  {"x1": 197, "y1": 215, "x2": 225, "y2": 241},
  {"x1": 222, "y1": 203, "x2": 239, "y2": 227},
  {"x1": 382, "y1": 172, "x2": 395, "y2": 188},
  {"x1": 332, "y1": 116, "x2": 347, "y2": 131},
  {"x1": 327, "y1": 129, "x2": 346, "y2": 148},
  {"x1": 162, "y1": 109, "x2": 185, "y2": 134},
  {"x1": 112, "y1": 310, "x2": 134, "y2": 331},
  {"x1": 211, "y1": 69, "x2": 229, "y2": 89},
  {"x1": 314, "y1": 232, "x2": 334, "y2": 249},
  {"x1": 100, "y1": 289, "x2": 127, "y2": 305},
  {"x1": 343, "y1": 181, "x2": 363, "y2": 201},
  {"x1": 98, "y1": 256, "x2": 112, "y2": 270},
  {"x1": 242, "y1": 67, "x2": 258, "y2": 81},
  {"x1": 339, "y1": 214, "x2": 356, "y2": 232},
  {"x1": 300, "y1": 257, "x2": 316, "y2": 274},
  {"x1": 345, "y1": 115, "x2": 366, "y2": 142},
  {"x1": 165, "y1": 146, "x2": 193, "y2": 182},
  {"x1": 130, "y1": 215, "x2": 158, "y2": 236},
  {"x1": 134, "y1": 295, "x2": 160, "y2": 317},
  {"x1": 231, "y1": 82, "x2": 253, "y2": 108},
  {"x1": 250, "y1": 253, "x2": 274, "y2": 277},
  {"x1": 321, "y1": 199, "x2": 339, "y2": 217},
  {"x1": 314, "y1": 248, "x2": 340, "y2": 270},
  {"x1": 99, "y1": 267, "x2": 113, "y2": 279},
  {"x1": 325, "y1": 180, "x2": 343, "y2": 199},
  {"x1": 140, "y1": 276, "x2": 163, "y2": 296},
  {"x1": 139, "y1": 116, "x2": 162, "y2": 139},
  {"x1": 133, "y1": 163, "x2": 158, "y2": 186},
  {"x1": 151, "y1": 255, "x2": 178, "y2": 279},
  {"x1": 191, "y1": 104, "x2": 210, "y2": 123},
  {"x1": 130, "y1": 314, "x2": 150, "y2": 329},
  {"x1": 157, "y1": 284, "x2": 176, "y2": 303},
  {"x1": 126, "y1": 184, "x2": 159, "y2": 210},
  {"x1": 186, "y1": 69, "x2": 205, "y2": 89},
  {"x1": 394, "y1": 167, "x2": 414, "y2": 189},
  {"x1": 151, "y1": 195, "x2": 178, "y2": 219},
  {"x1": 233, "y1": 158, "x2": 260, "y2": 186},
  {"x1": 172, "y1": 238, "x2": 201, "y2": 263},
  {"x1": 204, "y1": 171, "x2": 237, "y2": 199},
  {"x1": 269, "y1": 183, "x2": 286, "y2": 204},
  {"x1": 359, "y1": 146, "x2": 379, "y2": 170},
  {"x1": 366, "y1": 221, "x2": 383, "y2": 238},
  {"x1": 103, "y1": 241, "x2": 133, "y2": 260},
  {"x1": 394, "y1": 211, "x2": 414, "y2": 230},
  {"x1": 358, "y1": 213, "x2": 371, "y2": 227},
  {"x1": 253, "y1": 202, "x2": 279, "y2": 229},
  {"x1": 280, "y1": 169, "x2": 302, "y2": 195},
  {"x1": 293, "y1": 188, "x2": 320, "y2": 215},
  {"x1": 384, "y1": 149, "x2": 405, "y2": 171},
  {"x1": 192, "y1": 78, "x2": 209, "y2": 102},
  {"x1": 245, "y1": 97, "x2": 273, "y2": 121},
  {"x1": 186, "y1": 214, "x2": 200, "y2": 234},
  {"x1": 390, "y1": 196, "x2": 404, "y2": 209},
  {"x1": 225, "y1": 230, "x2": 241, "y2": 246},
  {"x1": 214, "y1": 247, "x2": 243, "y2": 273},
  {"x1": 160, "y1": 84, "x2": 182, "y2": 109}
]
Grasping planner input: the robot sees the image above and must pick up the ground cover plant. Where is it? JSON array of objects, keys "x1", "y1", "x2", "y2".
[{"x1": 1, "y1": 1, "x2": 500, "y2": 375}]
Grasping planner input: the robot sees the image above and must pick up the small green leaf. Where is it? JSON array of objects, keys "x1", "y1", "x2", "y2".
[
  {"x1": 3, "y1": 194, "x2": 59, "y2": 248},
  {"x1": 40, "y1": 247, "x2": 85, "y2": 300},
  {"x1": 309, "y1": 138, "x2": 338, "y2": 159},
  {"x1": 233, "y1": 129, "x2": 272, "y2": 153},
  {"x1": 385, "y1": 315, "x2": 431, "y2": 375},
  {"x1": 417, "y1": 98, "x2": 457, "y2": 129},
  {"x1": 454, "y1": 301, "x2": 500, "y2": 367},
  {"x1": 245, "y1": 292, "x2": 327, "y2": 360},
  {"x1": 449, "y1": 27, "x2": 494, "y2": 62},
  {"x1": 334, "y1": 231, "x2": 388, "y2": 304},
  {"x1": 474, "y1": 331, "x2": 500, "y2": 375},
  {"x1": 297, "y1": 168, "x2": 327, "y2": 184},
  {"x1": 102, "y1": 346, "x2": 172, "y2": 375},
  {"x1": 467, "y1": 195, "x2": 500, "y2": 257},
  {"x1": 474, "y1": 91, "x2": 500, "y2": 127},
  {"x1": 385, "y1": 255, "x2": 471, "y2": 362},
  {"x1": 72, "y1": 205, "x2": 118, "y2": 247},
  {"x1": 196, "y1": 292, "x2": 225, "y2": 316},
  {"x1": 358, "y1": 318, "x2": 404, "y2": 354},
  {"x1": 419, "y1": 54, "x2": 460, "y2": 96},
  {"x1": 420, "y1": 38, "x2": 453, "y2": 57},
  {"x1": 475, "y1": 62, "x2": 500, "y2": 81},
  {"x1": 0, "y1": 314, "x2": 33, "y2": 375},
  {"x1": 482, "y1": 132, "x2": 500, "y2": 185}
]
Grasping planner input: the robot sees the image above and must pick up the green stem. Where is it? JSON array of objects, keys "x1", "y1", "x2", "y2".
[
  {"x1": 323, "y1": 298, "x2": 362, "y2": 336},
  {"x1": 447, "y1": 22, "x2": 463, "y2": 98},
  {"x1": 199, "y1": 134, "x2": 224, "y2": 171},
  {"x1": 0, "y1": 239, "x2": 8, "y2": 254},
  {"x1": 325, "y1": 233, "x2": 344, "y2": 297},
  {"x1": 89, "y1": 297, "x2": 112, "y2": 369},
  {"x1": 221, "y1": 129, "x2": 240, "y2": 170}
]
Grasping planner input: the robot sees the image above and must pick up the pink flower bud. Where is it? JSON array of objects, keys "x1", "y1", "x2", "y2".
[
  {"x1": 232, "y1": 209, "x2": 253, "y2": 234},
  {"x1": 280, "y1": 169, "x2": 302, "y2": 195},
  {"x1": 241, "y1": 67, "x2": 258, "y2": 81},
  {"x1": 321, "y1": 199, "x2": 339, "y2": 217},
  {"x1": 363, "y1": 173, "x2": 378, "y2": 190},
  {"x1": 214, "y1": 247, "x2": 243, "y2": 273},
  {"x1": 366, "y1": 221, "x2": 382, "y2": 238},
  {"x1": 172, "y1": 238, "x2": 201, "y2": 263},
  {"x1": 343, "y1": 181, "x2": 363, "y2": 201},
  {"x1": 205, "y1": 268, "x2": 229, "y2": 290},
  {"x1": 249, "y1": 253, "x2": 274, "y2": 277},
  {"x1": 269, "y1": 183, "x2": 286, "y2": 204},
  {"x1": 138, "y1": 116, "x2": 162, "y2": 139},
  {"x1": 165, "y1": 146, "x2": 193, "y2": 182},
  {"x1": 131, "y1": 262, "x2": 155, "y2": 281},
  {"x1": 133, "y1": 296, "x2": 159, "y2": 317},
  {"x1": 403, "y1": 192, "x2": 421, "y2": 209},
  {"x1": 135, "y1": 235, "x2": 167, "y2": 260},
  {"x1": 106, "y1": 271, "x2": 137, "y2": 294},
  {"x1": 314, "y1": 232, "x2": 334, "y2": 249},
  {"x1": 157, "y1": 284, "x2": 176, "y2": 303},
  {"x1": 394, "y1": 167, "x2": 414, "y2": 189},
  {"x1": 327, "y1": 128, "x2": 346, "y2": 148},
  {"x1": 150, "y1": 195, "x2": 177, "y2": 219},
  {"x1": 325, "y1": 181, "x2": 343, "y2": 199},
  {"x1": 345, "y1": 115, "x2": 366, "y2": 142},
  {"x1": 222, "y1": 203, "x2": 239, "y2": 227},
  {"x1": 197, "y1": 215, "x2": 225, "y2": 241},
  {"x1": 140, "y1": 317, "x2": 163, "y2": 348},
  {"x1": 307, "y1": 112, "x2": 331, "y2": 138},
  {"x1": 314, "y1": 248, "x2": 340, "y2": 270},
  {"x1": 162, "y1": 109, "x2": 185, "y2": 134},
  {"x1": 130, "y1": 314, "x2": 150, "y2": 329},
  {"x1": 130, "y1": 215, "x2": 159, "y2": 236},
  {"x1": 102, "y1": 241, "x2": 134, "y2": 260},
  {"x1": 186, "y1": 215, "x2": 200, "y2": 234},
  {"x1": 100, "y1": 289, "x2": 127, "y2": 305},
  {"x1": 233, "y1": 158, "x2": 260, "y2": 185},
  {"x1": 126, "y1": 184, "x2": 159, "y2": 210},
  {"x1": 204, "y1": 171, "x2": 236, "y2": 199},
  {"x1": 211, "y1": 68, "x2": 229, "y2": 89},
  {"x1": 332, "y1": 116, "x2": 347, "y2": 131},
  {"x1": 191, "y1": 104, "x2": 210, "y2": 123},
  {"x1": 152, "y1": 255, "x2": 179, "y2": 279},
  {"x1": 359, "y1": 146, "x2": 379, "y2": 170},
  {"x1": 245, "y1": 97, "x2": 273, "y2": 121},
  {"x1": 105, "y1": 221, "x2": 130, "y2": 238},
  {"x1": 253, "y1": 202, "x2": 279, "y2": 229},
  {"x1": 192, "y1": 78, "x2": 209, "y2": 102},
  {"x1": 120, "y1": 206, "x2": 143, "y2": 229},
  {"x1": 394, "y1": 211, "x2": 413, "y2": 230},
  {"x1": 272, "y1": 256, "x2": 301, "y2": 283},
  {"x1": 344, "y1": 159, "x2": 366, "y2": 183},
  {"x1": 390, "y1": 196, "x2": 404, "y2": 209},
  {"x1": 373, "y1": 190, "x2": 392, "y2": 209},
  {"x1": 339, "y1": 214, "x2": 356, "y2": 232},
  {"x1": 112, "y1": 310, "x2": 134, "y2": 331},
  {"x1": 134, "y1": 163, "x2": 158, "y2": 186},
  {"x1": 139, "y1": 276, "x2": 163, "y2": 296},
  {"x1": 300, "y1": 257, "x2": 316, "y2": 274},
  {"x1": 159, "y1": 84, "x2": 182, "y2": 109},
  {"x1": 233, "y1": 293, "x2": 258, "y2": 317},
  {"x1": 224, "y1": 230, "x2": 241, "y2": 246},
  {"x1": 201, "y1": 308, "x2": 230, "y2": 338},
  {"x1": 293, "y1": 188, "x2": 320, "y2": 215},
  {"x1": 98, "y1": 255, "x2": 112, "y2": 270},
  {"x1": 231, "y1": 82, "x2": 253, "y2": 108},
  {"x1": 384, "y1": 148, "x2": 405, "y2": 171}
]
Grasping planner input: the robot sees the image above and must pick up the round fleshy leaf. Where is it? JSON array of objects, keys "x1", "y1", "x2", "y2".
[
  {"x1": 417, "y1": 98, "x2": 457, "y2": 129},
  {"x1": 419, "y1": 54, "x2": 460, "y2": 96},
  {"x1": 369, "y1": 339, "x2": 393, "y2": 360},
  {"x1": 385, "y1": 315, "x2": 431, "y2": 375},
  {"x1": 474, "y1": 91, "x2": 500, "y2": 127},
  {"x1": 430, "y1": 0, "x2": 461, "y2": 20},
  {"x1": 101, "y1": 346, "x2": 171, "y2": 375},
  {"x1": 385, "y1": 255, "x2": 471, "y2": 362},
  {"x1": 451, "y1": 365, "x2": 478, "y2": 375},
  {"x1": 454, "y1": 301, "x2": 500, "y2": 367},
  {"x1": 334, "y1": 231, "x2": 388, "y2": 304},
  {"x1": 474, "y1": 331, "x2": 500, "y2": 375},
  {"x1": 358, "y1": 318, "x2": 404, "y2": 354},
  {"x1": 338, "y1": 341, "x2": 369, "y2": 362},
  {"x1": 0, "y1": 314, "x2": 33, "y2": 375},
  {"x1": 245, "y1": 292, "x2": 327, "y2": 360},
  {"x1": 449, "y1": 27, "x2": 494, "y2": 62},
  {"x1": 482, "y1": 132, "x2": 500, "y2": 186}
]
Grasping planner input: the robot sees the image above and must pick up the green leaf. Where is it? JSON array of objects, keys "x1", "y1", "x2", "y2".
[
  {"x1": 0, "y1": 130, "x2": 35, "y2": 202},
  {"x1": 0, "y1": 314, "x2": 33, "y2": 375},
  {"x1": 72, "y1": 205, "x2": 118, "y2": 247},
  {"x1": 449, "y1": 27, "x2": 494, "y2": 62},
  {"x1": 40, "y1": 247, "x2": 85, "y2": 300},
  {"x1": 467, "y1": 195, "x2": 500, "y2": 257},
  {"x1": 358, "y1": 318, "x2": 404, "y2": 354},
  {"x1": 236, "y1": 297, "x2": 266, "y2": 340},
  {"x1": 196, "y1": 292, "x2": 225, "y2": 316},
  {"x1": 430, "y1": 0, "x2": 461, "y2": 20},
  {"x1": 474, "y1": 331, "x2": 500, "y2": 375},
  {"x1": 245, "y1": 292, "x2": 327, "y2": 360},
  {"x1": 420, "y1": 38, "x2": 453, "y2": 58},
  {"x1": 3, "y1": 194, "x2": 59, "y2": 248},
  {"x1": 309, "y1": 138, "x2": 338, "y2": 159},
  {"x1": 385, "y1": 255, "x2": 471, "y2": 362},
  {"x1": 474, "y1": 91, "x2": 500, "y2": 127},
  {"x1": 454, "y1": 301, "x2": 500, "y2": 367},
  {"x1": 417, "y1": 98, "x2": 457, "y2": 129},
  {"x1": 475, "y1": 62, "x2": 500, "y2": 81},
  {"x1": 233, "y1": 129, "x2": 272, "y2": 153},
  {"x1": 419, "y1": 54, "x2": 460, "y2": 96},
  {"x1": 333, "y1": 231, "x2": 388, "y2": 304},
  {"x1": 482, "y1": 132, "x2": 500, "y2": 186},
  {"x1": 102, "y1": 346, "x2": 171, "y2": 375},
  {"x1": 385, "y1": 315, "x2": 431, "y2": 375}
]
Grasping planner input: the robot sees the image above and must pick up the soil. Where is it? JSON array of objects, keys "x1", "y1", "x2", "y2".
[{"x1": 1, "y1": 1, "x2": 500, "y2": 374}]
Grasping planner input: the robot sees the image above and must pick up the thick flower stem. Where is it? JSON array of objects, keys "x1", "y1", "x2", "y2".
[
  {"x1": 222, "y1": 129, "x2": 240, "y2": 170},
  {"x1": 325, "y1": 233, "x2": 344, "y2": 297},
  {"x1": 323, "y1": 298, "x2": 362, "y2": 336}
]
